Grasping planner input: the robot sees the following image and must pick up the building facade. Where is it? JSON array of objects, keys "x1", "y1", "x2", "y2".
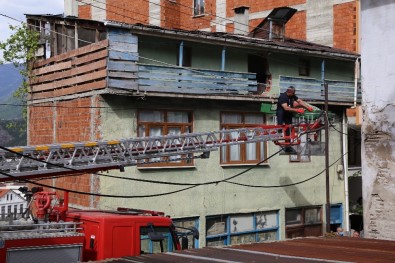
[
  {"x1": 25, "y1": 12, "x2": 359, "y2": 247},
  {"x1": 65, "y1": 0, "x2": 359, "y2": 53}
]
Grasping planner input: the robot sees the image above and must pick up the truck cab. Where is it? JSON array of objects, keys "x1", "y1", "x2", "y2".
[{"x1": 66, "y1": 209, "x2": 180, "y2": 261}]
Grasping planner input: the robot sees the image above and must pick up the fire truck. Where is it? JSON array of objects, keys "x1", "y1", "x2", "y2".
[{"x1": 0, "y1": 115, "x2": 323, "y2": 262}]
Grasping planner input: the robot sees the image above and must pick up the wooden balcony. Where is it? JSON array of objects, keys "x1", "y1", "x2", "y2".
[{"x1": 280, "y1": 76, "x2": 361, "y2": 104}]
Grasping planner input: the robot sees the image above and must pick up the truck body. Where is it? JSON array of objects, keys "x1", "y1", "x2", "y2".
[{"x1": 0, "y1": 190, "x2": 187, "y2": 262}]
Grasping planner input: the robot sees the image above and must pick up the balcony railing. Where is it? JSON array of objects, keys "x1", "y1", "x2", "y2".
[
  {"x1": 136, "y1": 64, "x2": 258, "y2": 95},
  {"x1": 280, "y1": 76, "x2": 361, "y2": 103}
]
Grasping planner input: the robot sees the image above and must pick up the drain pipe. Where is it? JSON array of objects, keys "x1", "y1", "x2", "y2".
[
  {"x1": 342, "y1": 112, "x2": 350, "y2": 232},
  {"x1": 353, "y1": 58, "x2": 360, "y2": 108}
]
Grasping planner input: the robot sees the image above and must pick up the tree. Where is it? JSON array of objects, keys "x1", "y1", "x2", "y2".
[
  {"x1": 0, "y1": 23, "x2": 40, "y2": 103},
  {"x1": 0, "y1": 23, "x2": 39, "y2": 145}
]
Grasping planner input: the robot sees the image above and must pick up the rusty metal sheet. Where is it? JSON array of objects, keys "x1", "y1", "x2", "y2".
[{"x1": 99, "y1": 237, "x2": 395, "y2": 263}]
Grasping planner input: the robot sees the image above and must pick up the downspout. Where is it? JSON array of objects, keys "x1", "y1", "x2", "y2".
[
  {"x1": 178, "y1": 41, "x2": 184, "y2": 66},
  {"x1": 342, "y1": 112, "x2": 350, "y2": 232},
  {"x1": 221, "y1": 47, "x2": 226, "y2": 71},
  {"x1": 353, "y1": 58, "x2": 360, "y2": 108}
]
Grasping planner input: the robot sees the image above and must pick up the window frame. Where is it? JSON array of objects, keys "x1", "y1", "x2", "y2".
[
  {"x1": 205, "y1": 211, "x2": 279, "y2": 247},
  {"x1": 193, "y1": 0, "x2": 205, "y2": 17},
  {"x1": 285, "y1": 206, "x2": 323, "y2": 238},
  {"x1": 220, "y1": 112, "x2": 268, "y2": 165},
  {"x1": 137, "y1": 109, "x2": 194, "y2": 168}
]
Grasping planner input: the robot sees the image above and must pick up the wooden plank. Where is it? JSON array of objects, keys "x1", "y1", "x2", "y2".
[
  {"x1": 31, "y1": 69, "x2": 107, "y2": 92},
  {"x1": 33, "y1": 39, "x2": 109, "y2": 68},
  {"x1": 107, "y1": 78, "x2": 139, "y2": 90},
  {"x1": 108, "y1": 30, "x2": 138, "y2": 44},
  {"x1": 138, "y1": 79, "x2": 256, "y2": 92},
  {"x1": 30, "y1": 80, "x2": 107, "y2": 99},
  {"x1": 108, "y1": 71, "x2": 138, "y2": 78},
  {"x1": 53, "y1": 79, "x2": 107, "y2": 97},
  {"x1": 110, "y1": 42, "x2": 138, "y2": 53},
  {"x1": 108, "y1": 60, "x2": 138, "y2": 72},
  {"x1": 109, "y1": 50, "x2": 138, "y2": 61},
  {"x1": 71, "y1": 49, "x2": 108, "y2": 66},
  {"x1": 31, "y1": 59, "x2": 107, "y2": 84},
  {"x1": 32, "y1": 61, "x2": 72, "y2": 76},
  {"x1": 138, "y1": 72, "x2": 257, "y2": 86}
]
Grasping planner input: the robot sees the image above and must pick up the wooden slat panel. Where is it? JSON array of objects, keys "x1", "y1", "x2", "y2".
[
  {"x1": 31, "y1": 69, "x2": 107, "y2": 92},
  {"x1": 33, "y1": 39, "x2": 109, "y2": 68},
  {"x1": 28, "y1": 80, "x2": 107, "y2": 100},
  {"x1": 280, "y1": 76, "x2": 361, "y2": 102},
  {"x1": 134, "y1": 64, "x2": 257, "y2": 94},
  {"x1": 32, "y1": 59, "x2": 107, "y2": 84}
]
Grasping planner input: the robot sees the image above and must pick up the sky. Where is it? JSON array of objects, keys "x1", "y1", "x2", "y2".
[{"x1": 0, "y1": 0, "x2": 64, "y2": 60}]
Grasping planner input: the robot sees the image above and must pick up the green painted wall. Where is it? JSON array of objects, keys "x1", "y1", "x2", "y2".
[{"x1": 99, "y1": 95, "x2": 346, "y2": 246}]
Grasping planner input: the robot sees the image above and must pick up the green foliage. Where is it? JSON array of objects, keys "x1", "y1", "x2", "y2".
[
  {"x1": 0, "y1": 23, "x2": 39, "y2": 143},
  {"x1": 0, "y1": 23, "x2": 39, "y2": 103}
]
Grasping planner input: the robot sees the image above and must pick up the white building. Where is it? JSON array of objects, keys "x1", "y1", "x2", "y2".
[
  {"x1": 0, "y1": 189, "x2": 27, "y2": 218},
  {"x1": 361, "y1": 0, "x2": 395, "y2": 240}
]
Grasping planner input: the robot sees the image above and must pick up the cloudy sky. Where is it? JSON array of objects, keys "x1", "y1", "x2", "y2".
[{"x1": 0, "y1": 0, "x2": 64, "y2": 60}]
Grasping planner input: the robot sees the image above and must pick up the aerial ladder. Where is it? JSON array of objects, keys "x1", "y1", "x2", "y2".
[{"x1": 0, "y1": 117, "x2": 323, "y2": 182}]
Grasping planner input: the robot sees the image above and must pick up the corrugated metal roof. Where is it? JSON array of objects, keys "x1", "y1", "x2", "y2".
[{"x1": 101, "y1": 237, "x2": 395, "y2": 263}]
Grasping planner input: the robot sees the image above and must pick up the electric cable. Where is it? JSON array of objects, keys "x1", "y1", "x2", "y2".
[{"x1": 226, "y1": 153, "x2": 346, "y2": 188}]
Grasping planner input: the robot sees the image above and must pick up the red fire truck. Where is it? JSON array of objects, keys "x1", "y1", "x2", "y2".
[{"x1": 0, "y1": 118, "x2": 323, "y2": 262}]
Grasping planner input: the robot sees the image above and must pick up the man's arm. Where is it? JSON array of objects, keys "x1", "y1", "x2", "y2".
[
  {"x1": 295, "y1": 98, "x2": 313, "y2": 112},
  {"x1": 281, "y1": 102, "x2": 303, "y2": 113}
]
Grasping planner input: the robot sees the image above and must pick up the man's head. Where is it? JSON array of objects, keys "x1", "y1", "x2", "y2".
[{"x1": 286, "y1": 86, "x2": 296, "y2": 97}]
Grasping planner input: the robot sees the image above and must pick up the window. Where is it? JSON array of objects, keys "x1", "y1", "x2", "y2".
[
  {"x1": 206, "y1": 211, "x2": 279, "y2": 247},
  {"x1": 20, "y1": 204, "x2": 24, "y2": 214},
  {"x1": 220, "y1": 112, "x2": 267, "y2": 165},
  {"x1": 330, "y1": 204, "x2": 343, "y2": 232},
  {"x1": 348, "y1": 127, "x2": 361, "y2": 167},
  {"x1": 298, "y1": 59, "x2": 310, "y2": 76},
  {"x1": 193, "y1": 0, "x2": 205, "y2": 16},
  {"x1": 285, "y1": 206, "x2": 322, "y2": 238},
  {"x1": 137, "y1": 110, "x2": 193, "y2": 167},
  {"x1": 140, "y1": 226, "x2": 174, "y2": 254},
  {"x1": 173, "y1": 217, "x2": 200, "y2": 249}
]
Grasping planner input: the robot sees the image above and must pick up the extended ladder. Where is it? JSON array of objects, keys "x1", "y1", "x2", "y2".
[{"x1": 0, "y1": 122, "x2": 322, "y2": 182}]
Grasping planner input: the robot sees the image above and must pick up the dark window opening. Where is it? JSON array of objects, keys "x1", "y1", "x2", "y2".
[{"x1": 298, "y1": 59, "x2": 310, "y2": 76}]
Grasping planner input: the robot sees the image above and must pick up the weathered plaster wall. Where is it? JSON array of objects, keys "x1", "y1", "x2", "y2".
[
  {"x1": 98, "y1": 95, "x2": 346, "y2": 246},
  {"x1": 361, "y1": 0, "x2": 395, "y2": 240}
]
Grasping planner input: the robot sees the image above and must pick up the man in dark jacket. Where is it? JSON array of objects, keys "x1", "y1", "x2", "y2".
[{"x1": 276, "y1": 86, "x2": 313, "y2": 153}]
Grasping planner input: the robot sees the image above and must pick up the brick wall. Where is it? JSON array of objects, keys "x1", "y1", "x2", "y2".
[
  {"x1": 286, "y1": 10, "x2": 306, "y2": 40},
  {"x1": 28, "y1": 97, "x2": 101, "y2": 208},
  {"x1": 78, "y1": 4, "x2": 91, "y2": 19},
  {"x1": 177, "y1": 0, "x2": 215, "y2": 30},
  {"x1": 29, "y1": 103, "x2": 55, "y2": 145},
  {"x1": 334, "y1": 2, "x2": 357, "y2": 52},
  {"x1": 162, "y1": 0, "x2": 181, "y2": 29},
  {"x1": 107, "y1": 0, "x2": 149, "y2": 24}
]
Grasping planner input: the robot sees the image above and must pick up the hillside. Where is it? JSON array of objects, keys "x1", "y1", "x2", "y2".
[
  {"x1": 0, "y1": 63, "x2": 24, "y2": 120},
  {"x1": 0, "y1": 64, "x2": 26, "y2": 146}
]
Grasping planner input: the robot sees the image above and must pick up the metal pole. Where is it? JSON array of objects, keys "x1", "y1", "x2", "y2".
[{"x1": 324, "y1": 82, "x2": 330, "y2": 233}]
